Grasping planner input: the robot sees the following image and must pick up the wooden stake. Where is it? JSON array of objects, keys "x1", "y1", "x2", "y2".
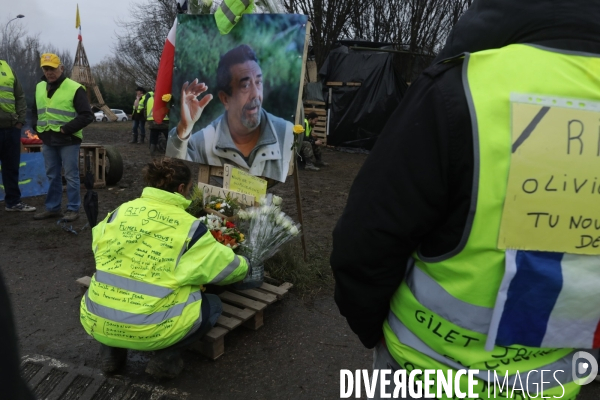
[
  {"x1": 293, "y1": 158, "x2": 307, "y2": 261},
  {"x1": 291, "y1": 21, "x2": 311, "y2": 262}
]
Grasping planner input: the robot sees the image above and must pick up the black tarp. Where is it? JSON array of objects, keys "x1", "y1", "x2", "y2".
[{"x1": 318, "y1": 43, "x2": 408, "y2": 149}]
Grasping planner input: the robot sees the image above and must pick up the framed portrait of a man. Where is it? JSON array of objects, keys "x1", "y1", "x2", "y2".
[{"x1": 165, "y1": 14, "x2": 308, "y2": 183}]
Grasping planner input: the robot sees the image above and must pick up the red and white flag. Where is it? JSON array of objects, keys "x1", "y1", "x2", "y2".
[{"x1": 153, "y1": 18, "x2": 177, "y2": 124}]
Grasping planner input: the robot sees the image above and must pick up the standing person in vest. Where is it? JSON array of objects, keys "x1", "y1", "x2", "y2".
[
  {"x1": 0, "y1": 60, "x2": 36, "y2": 212},
  {"x1": 299, "y1": 112, "x2": 327, "y2": 171},
  {"x1": 146, "y1": 91, "x2": 169, "y2": 156},
  {"x1": 33, "y1": 53, "x2": 93, "y2": 222},
  {"x1": 331, "y1": 1, "x2": 600, "y2": 398},
  {"x1": 130, "y1": 86, "x2": 148, "y2": 144},
  {"x1": 80, "y1": 158, "x2": 249, "y2": 379}
]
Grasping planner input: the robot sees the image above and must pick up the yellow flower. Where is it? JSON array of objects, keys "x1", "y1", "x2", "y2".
[
  {"x1": 239, "y1": 233, "x2": 245, "y2": 241},
  {"x1": 215, "y1": 203, "x2": 221, "y2": 209},
  {"x1": 293, "y1": 124, "x2": 305, "y2": 134},
  {"x1": 162, "y1": 94, "x2": 172, "y2": 102}
]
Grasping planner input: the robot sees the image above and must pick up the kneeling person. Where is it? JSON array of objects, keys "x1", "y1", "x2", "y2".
[{"x1": 80, "y1": 158, "x2": 249, "y2": 379}]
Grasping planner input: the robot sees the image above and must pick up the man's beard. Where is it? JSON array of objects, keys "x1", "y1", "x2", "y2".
[{"x1": 241, "y1": 100, "x2": 261, "y2": 130}]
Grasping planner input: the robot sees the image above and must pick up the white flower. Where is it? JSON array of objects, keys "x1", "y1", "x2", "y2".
[
  {"x1": 238, "y1": 210, "x2": 249, "y2": 220},
  {"x1": 290, "y1": 225, "x2": 299, "y2": 235},
  {"x1": 272, "y1": 195, "x2": 282, "y2": 206},
  {"x1": 276, "y1": 214, "x2": 285, "y2": 225}
]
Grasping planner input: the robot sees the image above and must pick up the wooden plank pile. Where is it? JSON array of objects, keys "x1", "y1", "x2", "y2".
[{"x1": 75, "y1": 277, "x2": 293, "y2": 361}]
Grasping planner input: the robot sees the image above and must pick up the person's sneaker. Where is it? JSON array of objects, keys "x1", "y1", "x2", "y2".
[
  {"x1": 33, "y1": 210, "x2": 63, "y2": 220},
  {"x1": 6, "y1": 202, "x2": 36, "y2": 212},
  {"x1": 305, "y1": 164, "x2": 320, "y2": 171},
  {"x1": 315, "y1": 161, "x2": 329, "y2": 167},
  {"x1": 100, "y1": 344, "x2": 127, "y2": 373},
  {"x1": 62, "y1": 210, "x2": 80, "y2": 222},
  {"x1": 145, "y1": 349, "x2": 184, "y2": 380}
]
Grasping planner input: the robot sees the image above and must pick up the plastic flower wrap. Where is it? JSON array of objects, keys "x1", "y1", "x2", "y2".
[
  {"x1": 233, "y1": 194, "x2": 301, "y2": 288},
  {"x1": 198, "y1": 214, "x2": 245, "y2": 249},
  {"x1": 258, "y1": 194, "x2": 282, "y2": 209}
]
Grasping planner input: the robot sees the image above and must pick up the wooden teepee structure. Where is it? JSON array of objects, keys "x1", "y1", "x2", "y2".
[{"x1": 71, "y1": 41, "x2": 117, "y2": 121}]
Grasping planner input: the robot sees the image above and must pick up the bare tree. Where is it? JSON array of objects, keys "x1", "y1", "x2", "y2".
[
  {"x1": 283, "y1": 0, "x2": 368, "y2": 69},
  {"x1": 1, "y1": 19, "x2": 73, "y2": 108},
  {"x1": 113, "y1": 0, "x2": 177, "y2": 90},
  {"x1": 285, "y1": 0, "x2": 471, "y2": 74}
]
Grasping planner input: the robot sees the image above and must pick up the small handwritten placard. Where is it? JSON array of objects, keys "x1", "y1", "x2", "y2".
[
  {"x1": 198, "y1": 183, "x2": 255, "y2": 207},
  {"x1": 498, "y1": 97, "x2": 600, "y2": 255},
  {"x1": 222, "y1": 164, "x2": 267, "y2": 201}
]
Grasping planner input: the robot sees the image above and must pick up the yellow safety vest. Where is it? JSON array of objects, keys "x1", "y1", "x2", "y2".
[
  {"x1": 146, "y1": 93, "x2": 154, "y2": 121},
  {"x1": 384, "y1": 44, "x2": 600, "y2": 399},
  {"x1": 80, "y1": 187, "x2": 248, "y2": 350},
  {"x1": 214, "y1": 0, "x2": 254, "y2": 35},
  {"x1": 0, "y1": 61, "x2": 16, "y2": 114},
  {"x1": 304, "y1": 118, "x2": 312, "y2": 138},
  {"x1": 35, "y1": 78, "x2": 84, "y2": 139}
]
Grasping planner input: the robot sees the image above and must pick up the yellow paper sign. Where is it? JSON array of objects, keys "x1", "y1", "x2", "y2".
[
  {"x1": 498, "y1": 95, "x2": 600, "y2": 255},
  {"x1": 222, "y1": 164, "x2": 267, "y2": 201}
]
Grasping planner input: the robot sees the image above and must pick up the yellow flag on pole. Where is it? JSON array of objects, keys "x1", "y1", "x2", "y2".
[{"x1": 76, "y1": 5, "x2": 82, "y2": 41}]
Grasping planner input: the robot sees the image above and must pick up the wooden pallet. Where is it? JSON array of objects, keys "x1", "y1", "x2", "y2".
[
  {"x1": 190, "y1": 282, "x2": 292, "y2": 359},
  {"x1": 75, "y1": 277, "x2": 292, "y2": 360},
  {"x1": 22, "y1": 143, "x2": 108, "y2": 188},
  {"x1": 304, "y1": 100, "x2": 328, "y2": 145}
]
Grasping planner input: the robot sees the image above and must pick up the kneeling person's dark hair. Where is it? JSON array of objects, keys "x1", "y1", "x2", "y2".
[
  {"x1": 143, "y1": 158, "x2": 191, "y2": 193},
  {"x1": 307, "y1": 112, "x2": 318, "y2": 120},
  {"x1": 216, "y1": 44, "x2": 259, "y2": 96}
]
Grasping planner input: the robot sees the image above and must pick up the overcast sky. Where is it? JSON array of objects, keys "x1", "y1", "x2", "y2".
[{"x1": 2, "y1": 0, "x2": 136, "y2": 66}]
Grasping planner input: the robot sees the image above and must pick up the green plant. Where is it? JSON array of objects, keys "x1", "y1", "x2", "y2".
[{"x1": 186, "y1": 185, "x2": 205, "y2": 217}]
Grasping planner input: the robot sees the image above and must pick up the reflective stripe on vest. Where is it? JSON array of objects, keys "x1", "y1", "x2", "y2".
[
  {"x1": 0, "y1": 61, "x2": 16, "y2": 113},
  {"x1": 387, "y1": 311, "x2": 575, "y2": 391},
  {"x1": 214, "y1": 0, "x2": 252, "y2": 35},
  {"x1": 208, "y1": 255, "x2": 245, "y2": 284},
  {"x1": 406, "y1": 262, "x2": 492, "y2": 335},
  {"x1": 35, "y1": 78, "x2": 84, "y2": 139},
  {"x1": 37, "y1": 107, "x2": 77, "y2": 118},
  {"x1": 175, "y1": 219, "x2": 200, "y2": 267},
  {"x1": 84, "y1": 288, "x2": 201, "y2": 325},
  {"x1": 95, "y1": 270, "x2": 174, "y2": 298}
]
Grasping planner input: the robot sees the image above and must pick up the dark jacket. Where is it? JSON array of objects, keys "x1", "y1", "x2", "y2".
[
  {"x1": 0, "y1": 270, "x2": 36, "y2": 400},
  {"x1": 32, "y1": 74, "x2": 94, "y2": 146},
  {"x1": 330, "y1": 0, "x2": 600, "y2": 349}
]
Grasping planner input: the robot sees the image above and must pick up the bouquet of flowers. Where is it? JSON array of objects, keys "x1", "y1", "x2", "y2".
[
  {"x1": 233, "y1": 194, "x2": 301, "y2": 289},
  {"x1": 204, "y1": 194, "x2": 241, "y2": 221},
  {"x1": 198, "y1": 214, "x2": 245, "y2": 249}
]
